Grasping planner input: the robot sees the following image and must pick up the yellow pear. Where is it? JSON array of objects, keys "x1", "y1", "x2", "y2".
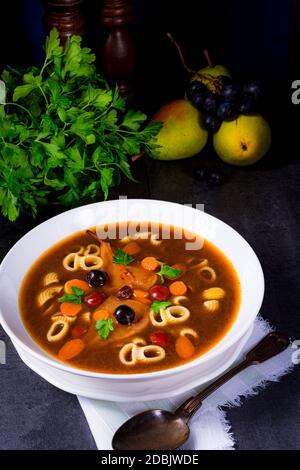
[
  {"x1": 150, "y1": 100, "x2": 208, "y2": 160},
  {"x1": 192, "y1": 65, "x2": 231, "y2": 93},
  {"x1": 213, "y1": 114, "x2": 271, "y2": 166}
]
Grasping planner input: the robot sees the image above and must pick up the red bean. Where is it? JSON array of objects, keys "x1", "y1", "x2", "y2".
[
  {"x1": 150, "y1": 331, "x2": 169, "y2": 348},
  {"x1": 84, "y1": 291, "x2": 106, "y2": 308},
  {"x1": 149, "y1": 285, "x2": 170, "y2": 301},
  {"x1": 71, "y1": 326, "x2": 87, "y2": 338},
  {"x1": 116, "y1": 285, "x2": 133, "y2": 300}
]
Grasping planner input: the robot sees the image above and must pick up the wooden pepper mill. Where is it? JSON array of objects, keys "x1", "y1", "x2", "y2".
[
  {"x1": 44, "y1": 0, "x2": 84, "y2": 45},
  {"x1": 100, "y1": 0, "x2": 136, "y2": 103}
]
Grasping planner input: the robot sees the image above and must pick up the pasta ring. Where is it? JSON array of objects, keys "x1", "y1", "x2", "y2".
[
  {"x1": 84, "y1": 244, "x2": 100, "y2": 256},
  {"x1": 149, "y1": 305, "x2": 190, "y2": 327},
  {"x1": 63, "y1": 253, "x2": 82, "y2": 271},
  {"x1": 63, "y1": 244, "x2": 103, "y2": 272},
  {"x1": 172, "y1": 295, "x2": 189, "y2": 305},
  {"x1": 190, "y1": 259, "x2": 208, "y2": 270},
  {"x1": 180, "y1": 327, "x2": 199, "y2": 339},
  {"x1": 199, "y1": 266, "x2": 217, "y2": 282},
  {"x1": 135, "y1": 345, "x2": 166, "y2": 363},
  {"x1": 79, "y1": 255, "x2": 103, "y2": 270},
  {"x1": 47, "y1": 319, "x2": 69, "y2": 342},
  {"x1": 119, "y1": 339, "x2": 165, "y2": 366}
]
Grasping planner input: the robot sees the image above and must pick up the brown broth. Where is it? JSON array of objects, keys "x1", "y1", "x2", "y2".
[{"x1": 19, "y1": 223, "x2": 241, "y2": 374}]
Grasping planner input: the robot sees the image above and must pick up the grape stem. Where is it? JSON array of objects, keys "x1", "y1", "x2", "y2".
[
  {"x1": 203, "y1": 49, "x2": 213, "y2": 68},
  {"x1": 166, "y1": 33, "x2": 208, "y2": 81},
  {"x1": 166, "y1": 33, "x2": 223, "y2": 92}
]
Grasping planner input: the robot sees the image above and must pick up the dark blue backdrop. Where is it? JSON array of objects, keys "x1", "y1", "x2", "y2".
[{"x1": 0, "y1": 0, "x2": 293, "y2": 110}]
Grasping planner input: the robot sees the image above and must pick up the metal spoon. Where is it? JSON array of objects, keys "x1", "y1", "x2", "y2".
[{"x1": 112, "y1": 332, "x2": 289, "y2": 450}]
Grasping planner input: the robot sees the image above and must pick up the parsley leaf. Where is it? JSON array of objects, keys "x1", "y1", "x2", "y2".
[
  {"x1": 158, "y1": 265, "x2": 182, "y2": 283},
  {"x1": 58, "y1": 286, "x2": 85, "y2": 304},
  {"x1": 0, "y1": 29, "x2": 162, "y2": 222},
  {"x1": 150, "y1": 300, "x2": 172, "y2": 313},
  {"x1": 122, "y1": 109, "x2": 147, "y2": 131},
  {"x1": 113, "y1": 248, "x2": 135, "y2": 265},
  {"x1": 96, "y1": 318, "x2": 114, "y2": 340}
]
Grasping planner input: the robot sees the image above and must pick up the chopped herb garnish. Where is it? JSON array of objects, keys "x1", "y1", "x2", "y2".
[
  {"x1": 58, "y1": 286, "x2": 84, "y2": 304},
  {"x1": 95, "y1": 318, "x2": 114, "y2": 340},
  {"x1": 150, "y1": 300, "x2": 172, "y2": 313},
  {"x1": 158, "y1": 264, "x2": 182, "y2": 283},
  {"x1": 113, "y1": 247, "x2": 135, "y2": 265}
]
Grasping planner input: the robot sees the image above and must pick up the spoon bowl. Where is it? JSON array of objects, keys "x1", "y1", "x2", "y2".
[{"x1": 112, "y1": 409, "x2": 190, "y2": 451}]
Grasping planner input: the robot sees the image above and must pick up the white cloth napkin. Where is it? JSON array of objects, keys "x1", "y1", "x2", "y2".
[{"x1": 78, "y1": 317, "x2": 294, "y2": 450}]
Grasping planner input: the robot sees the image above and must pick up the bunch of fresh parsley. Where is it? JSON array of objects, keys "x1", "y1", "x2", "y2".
[{"x1": 0, "y1": 29, "x2": 161, "y2": 221}]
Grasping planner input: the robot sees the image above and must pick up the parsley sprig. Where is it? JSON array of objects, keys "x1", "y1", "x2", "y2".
[
  {"x1": 150, "y1": 300, "x2": 172, "y2": 313},
  {"x1": 158, "y1": 264, "x2": 182, "y2": 283},
  {"x1": 113, "y1": 248, "x2": 135, "y2": 265},
  {"x1": 0, "y1": 29, "x2": 162, "y2": 221},
  {"x1": 96, "y1": 318, "x2": 114, "y2": 340},
  {"x1": 58, "y1": 286, "x2": 84, "y2": 304}
]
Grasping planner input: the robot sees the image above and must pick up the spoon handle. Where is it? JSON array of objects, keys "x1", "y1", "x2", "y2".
[{"x1": 176, "y1": 332, "x2": 290, "y2": 420}]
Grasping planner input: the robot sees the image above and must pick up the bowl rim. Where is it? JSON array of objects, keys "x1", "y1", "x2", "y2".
[{"x1": 0, "y1": 199, "x2": 265, "y2": 380}]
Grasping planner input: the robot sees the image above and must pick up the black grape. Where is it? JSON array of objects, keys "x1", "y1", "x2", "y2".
[
  {"x1": 193, "y1": 165, "x2": 208, "y2": 181},
  {"x1": 243, "y1": 81, "x2": 262, "y2": 101},
  {"x1": 208, "y1": 171, "x2": 223, "y2": 186},
  {"x1": 202, "y1": 93, "x2": 219, "y2": 113},
  {"x1": 191, "y1": 93, "x2": 204, "y2": 110},
  {"x1": 202, "y1": 113, "x2": 222, "y2": 132},
  {"x1": 217, "y1": 101, "x2": 239, "y2": 121},
  {"x1": 187, "y1": 80, "x2": 207, "y2": 100},
  {"x1": 220, "y1": 82, "x2": 241, "y2": 102},
  {"x1": 238, "y1": 95, "x2": 257, "y2": 114}
]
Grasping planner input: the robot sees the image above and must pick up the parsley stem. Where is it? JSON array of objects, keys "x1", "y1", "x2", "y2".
[
  {"x1": 38, "y1": 86, "x2": 50, "y2": 107},
  {"x1": 39, "y1": 59, "x2": 52, "y2": 79},
  {"x1": 3, "y1": 102, "x2": 33, "y2": 119}
]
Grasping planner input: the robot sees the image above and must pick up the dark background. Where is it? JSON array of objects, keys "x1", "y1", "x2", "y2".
[
  {"x1": 0, "y1": 0, "x2": 300, "y2": 452},
  {"x1": 0, "y1": 0, "x2": 295, "y2": 110}
]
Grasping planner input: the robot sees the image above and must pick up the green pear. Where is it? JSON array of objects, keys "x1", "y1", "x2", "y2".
[
  {"x1": 192, "y1": 65, "x2": 231, "y2": 92},
  {"x1": 150, "y1": 100, "x2": 208, "y2": 160},
  {"x1": 213, "y1": 114, "x2": 271, "y2": 166}
]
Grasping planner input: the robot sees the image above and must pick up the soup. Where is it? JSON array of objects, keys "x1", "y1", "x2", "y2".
[{"x1": 19, "y1": 223, "x2": 241, "y2": 374}]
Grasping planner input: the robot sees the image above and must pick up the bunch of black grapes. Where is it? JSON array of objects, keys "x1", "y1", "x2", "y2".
[{"x1": 187, "y1": 77, "x2": 262, "y2": 132}]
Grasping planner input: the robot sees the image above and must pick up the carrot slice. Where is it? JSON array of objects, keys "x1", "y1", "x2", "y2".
[
  {"x1": 141, "y1": 257, "x2": 159, "y2": 271},
  {"x1": 93, "y1": 309, "x2": 110, "y2": 321},
  {"x1": 58, "y1": 339, "x2": 85, "y2": 360},
  {"x1": 123, "y1": 241, "x2": 141, "y2": 256},
  {"x1": 64, "y1": 279, "x2": 91, "y2": 294},
  {"x1": 175, "y1": 336, "x2": 195, "y2": 359},
  {"x1": 133, "y1": 289, "x2": 149, "y2": 299},
  {"x1": 169, "y1": 281, "x2": 187, "y2": 296},
  {"x1": 60, "y1": 302, "x2": 82, "y2": 317},
  {"x1": 135, "y1": 297, "x2": 152, "y2": 305}
]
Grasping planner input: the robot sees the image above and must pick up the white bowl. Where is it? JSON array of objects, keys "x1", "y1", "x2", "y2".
[{"x1": 0, "y1": 199, "x2": 264, "y2": 401}]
